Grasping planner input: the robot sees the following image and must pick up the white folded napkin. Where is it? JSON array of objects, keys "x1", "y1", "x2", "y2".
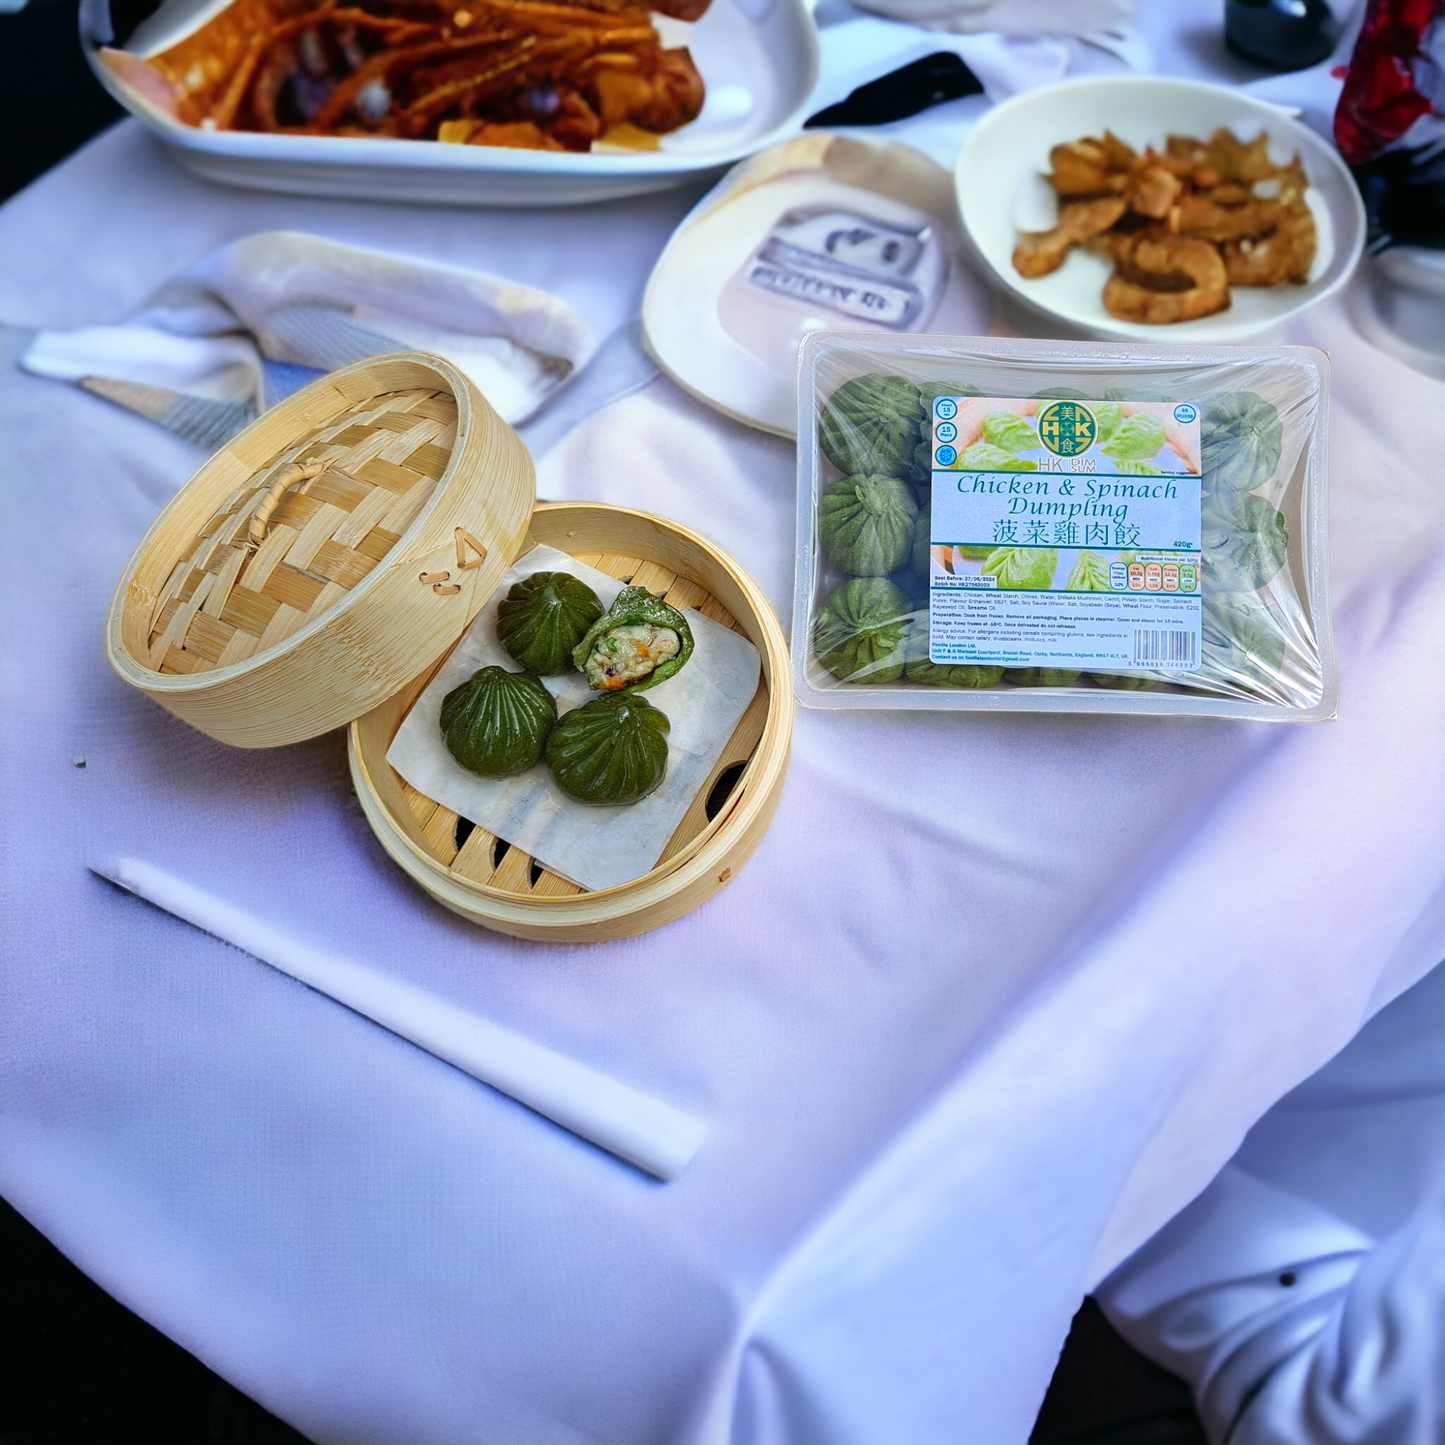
[
  {"x1": 20, "y1": 230, "x2": 597, "y2": 448},
  {"x1": 834, "y1": 0, "x2": 1148, "y2": 75},
  {"x1": 90, "y1": 856, "x2": 707, "y2": 1180}
]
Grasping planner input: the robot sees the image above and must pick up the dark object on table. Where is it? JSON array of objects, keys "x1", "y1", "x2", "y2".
[
  {"x1": 806, "y1": 52, "x2": 983, "y2": 129},
  {"x1": 1351, "y1": 145, "x2": 1445, "y2": 251},
  {"x1": 1225, "y1": 0, "x2": 1342, "y2": 71},
  {"x1": 1030, "y1": 1298, "x2": 1206, "y2": 1445},
  {"x1": 0, "y1": 1194, "x2": 310, "y2": 1443},
  {"x1": 0, "y1": 1, "x2": 147, "y2": 199}
]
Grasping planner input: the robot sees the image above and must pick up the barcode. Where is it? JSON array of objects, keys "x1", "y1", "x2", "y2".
[{"x1": 1132, "y1": 629, "x2": 1197, "y2": 667}]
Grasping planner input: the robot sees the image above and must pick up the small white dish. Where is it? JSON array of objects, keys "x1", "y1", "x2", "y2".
[
  {"x1": 643, "y1": 133, "x2": 995, "y2": 434},
  {"x1": 955, "y1": 75, "x2": 1366, "y2": 342},
  {"x1": 79, "y1": 0, "x2": 820, "y2": 208}
]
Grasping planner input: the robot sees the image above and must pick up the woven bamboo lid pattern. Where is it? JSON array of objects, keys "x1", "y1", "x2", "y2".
[
  {"x1": 147, "y1": 386, "x2": 462, "y2": 675},
  {"x1": 108, "y1": 353, "x2": 534, "y2": 747}
]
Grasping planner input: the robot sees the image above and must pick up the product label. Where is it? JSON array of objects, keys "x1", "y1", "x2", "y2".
[
  {"x1": 747, "y1": 210, "x2": 935, "y2": 328},
  {"x1": 928, "y1": 397, "x2": 1203, "y2": 671}
]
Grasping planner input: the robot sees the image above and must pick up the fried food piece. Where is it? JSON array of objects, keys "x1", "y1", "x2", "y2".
[
  {"x1": 1223, "y1": 205, "x2": 1316, "y2": 285},
  {"x1": 134, "y1": 0, "x2": 709, "y2": 152},
  {"x1": 1128, "y1": 162, "x2": 1182, "y2": 219},
  {"x1": 1204, "y1": 127, "x2": 1278, "y2": 184},
  {"x1": 1012, "y1": 195, "x2": 1129, "y2": 279},
  {"x1": 1104, "y1": 231, "x2": 1230, "y2": 324},
  {"x1": 471, "y1": 119, "x2": 565, "y2": 147},
  {"x1": 1047, "y1": 133, "x2": 1136, "y2": 195},
  {"x1": 1173, "y1": 194, "x2": 1285, "y2": 242}
]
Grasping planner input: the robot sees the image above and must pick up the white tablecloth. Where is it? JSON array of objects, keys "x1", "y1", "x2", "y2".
[{"x1": 5, "y1": 4, "x2": 1445, "y2": 1442}]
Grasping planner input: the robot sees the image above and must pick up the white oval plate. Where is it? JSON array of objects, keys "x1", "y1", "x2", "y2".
[
  {"x1": 644, "y1": 133, "x2": 995, "y2": 434},
  {"x1": 79, "y1": 0, "x2": 819, "y2": 208},
  {"x1": 955, "y1": 75, "x2": 1366, "y2": 342}
]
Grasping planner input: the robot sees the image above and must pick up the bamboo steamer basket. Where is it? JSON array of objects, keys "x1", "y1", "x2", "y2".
[
  {"x1": 106, "y1": 353, "x2": 793, "y2": 942},
  {"x1": 350, "y1": 501, "x2": 792, "y2": 943}
]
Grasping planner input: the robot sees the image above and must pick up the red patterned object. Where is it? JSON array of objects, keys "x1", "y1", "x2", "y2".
[
  {"x1": 1335, "y1": 0, "x2": 1445, "y2": 247},
  {"x1": 1335, "y1": 0, "x2": 1442, "y2": 162}
]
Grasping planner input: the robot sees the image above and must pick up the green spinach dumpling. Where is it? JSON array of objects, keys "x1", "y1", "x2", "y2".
[
  {"x1": 819, "y1": 474, "x2": 918, "y2": 577},
  {"x1": 902, "y1": 622, "x2": 1004, "y2": 688},
  {"x1": 814, "y1": 577, "x2": 911, "y2": 684},
  {"x1": 573, "y1": 585, "x2": 694, "y2": 694},
  {"x1": 440, "y1": 666, "x2": 557, "y2": 779},
  {"x1": 1201, "y1": 593, "x2": 1287, "y2": 683},
  {"x1": 818, "y1": 374, "x2": 924, "y2": 478},
  {"x1": 1201, "y1": 392, "x2": 1283, "y2": 493},
  {"x1": 912, "y1": 506, "x2": 932, "y2": 578},
  {"x1": 496, "y1": 571, "x2": 603, "y2": 675},
  {"x1": 546, "y1": 694, "x2": 670, "y2": 807},
  {"x1": 1203, "y1": 491, "x2": 1288, "y2": 593}
]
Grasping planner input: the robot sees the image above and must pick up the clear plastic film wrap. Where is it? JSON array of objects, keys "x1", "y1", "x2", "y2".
[{"x1": 793, "y1": 333, "x2": 1334, "y2": 720}]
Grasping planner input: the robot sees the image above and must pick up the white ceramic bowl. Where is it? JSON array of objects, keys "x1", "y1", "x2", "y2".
[
  {"x1": 79, "y1": 0, "x2": 819, "y2": 208},
  {"x1": 955, "y1": 76, "x2": 1366, "y2": 342}
]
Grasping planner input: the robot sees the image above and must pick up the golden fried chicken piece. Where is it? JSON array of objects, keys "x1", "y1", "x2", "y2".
[
  {"x1": 1223, "y1": 206, "x2": 1316, "y2": 285},
  {"x1": 1128, "y1": 162, "x2": 1182, "y2": 219},
  {"x1": 1047, "y1": 133, "x2": 1135, "y2": 195},
  {"x1": 1012, "y1": 195, "x2": 1129, "y2": 279},
  {"x1": 1104, "y1": 231, "x2": 1230, "y2": 323},
  {"x1": 1205, "y1": 128, "x2": 1277, "y2": 184},
  {"x1": 1173, "y1": 194, "x2": 1285, "y2": 242}
]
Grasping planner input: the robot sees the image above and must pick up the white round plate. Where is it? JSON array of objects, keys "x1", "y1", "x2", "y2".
[
  {"x1": 79, "y1": 0, "x2": 819, "y2": 208},
  {"x1": 955, "y1": 76, "x2": 1366, "y2": 342},
  {"x1": 643, "y1": 133, "x2": 995, "y2": 434}
]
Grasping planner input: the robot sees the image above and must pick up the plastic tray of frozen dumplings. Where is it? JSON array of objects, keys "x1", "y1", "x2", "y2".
[{"x1": 792, "y1": 331, "x2": 1335, "y2": 721}]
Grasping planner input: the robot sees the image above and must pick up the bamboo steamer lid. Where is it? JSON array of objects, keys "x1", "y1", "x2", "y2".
[{"x1": 106, "y1": 353, "x2": 533, "y2": 747}]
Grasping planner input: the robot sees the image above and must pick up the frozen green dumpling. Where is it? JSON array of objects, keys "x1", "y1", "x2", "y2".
[
  {"x1": 818, "y1": 374, "x2": 924, "y2": 478},
  {"x1": 573, "y1": 585, "x2": 694, "y2": 694},
  {"x1": 912, "y1": 506, "x2": 932, "y2": 578},
  {"x1": 902, "y1": 621, "x2": 1004, "y2": 688},
  {"x1": 819, "y1": 473, "x2": 918, "y2": 577},
  {"x1": 440, "y1": 665, "x2": 557, "y2": 779},
  {"x1": 1201, "y1": 593, "x2": 1288, "y2": 682},
  {"x1": 1203, "y1": 491, "x2": 1288, "y2": 593},
  {"x1": 1201, "y1": 391, "x2": 1283, "y2": 493},
  {"x1": 496, "y1": 570, "x2": 603, "y2": 676},
  {"x1": 815, "y1": 577, "x2": 912, "y2": 684},
  {"x1": 546, "y1": 693, "x2": 670, "y2": 807}
]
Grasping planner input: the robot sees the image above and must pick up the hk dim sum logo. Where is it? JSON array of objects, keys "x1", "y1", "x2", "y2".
[{"x1": 1037, "y1": 401, "x2": 1096, "y2": 458}]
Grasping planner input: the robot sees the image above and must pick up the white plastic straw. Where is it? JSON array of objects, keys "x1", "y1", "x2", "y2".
[{"x1": 91, "y1": 856, "x2": 706, "y2": 1180}]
